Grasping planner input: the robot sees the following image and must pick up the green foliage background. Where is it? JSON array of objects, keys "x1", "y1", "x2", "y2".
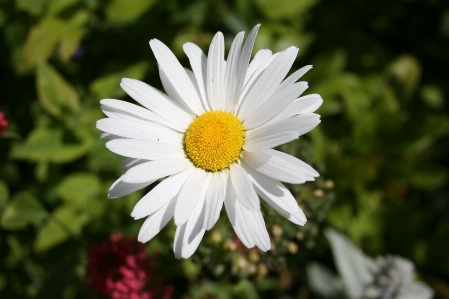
[{"x1": 1, "y1": 0, "x2": 448, "y2": 298}]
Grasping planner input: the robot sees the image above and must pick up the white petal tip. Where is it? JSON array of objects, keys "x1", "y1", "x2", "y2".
[
  {"x1": 174, "y1": 216, "x2": 187, "y2": 226},
  {"x1": 149, "y1": 38, "x2": 160, "y2": 46}
]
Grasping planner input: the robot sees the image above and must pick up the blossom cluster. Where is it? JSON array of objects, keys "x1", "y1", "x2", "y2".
[
  {"x1": 0, "y1": 110, "x2": 8, "y2": 134},
  {"x1": 85, "y1": 234, "x2": 173, "y2": 299}
]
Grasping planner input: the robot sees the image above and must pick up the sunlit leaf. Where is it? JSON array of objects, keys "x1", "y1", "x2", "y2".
[
  {"x1": 18, "y1": 18, "x2": 65, "y2": 71},
  {"x1": 10, "y1": 126, "x2": 93, "y2": 164},
  {"x1": 58, "y1": 10, "x2": 89, "y2": 62},
  {"x1": 56, "y1": 173, "x2": 101, "y2": 205},
  {"x1": 15, "y1": 0, "x2": 48, "y2": 16},
  {"x1": 420, "y1": 85, "x2": 444, "y2": 108},
  {"x1": 388, "y1": 54, "x2": 421, "y2": 97},
  {"x1": 46, "y1": 0, "x2": 80, "y2": 16},
  {"x1": 34, "y1": 204, "x2": 89, "y2": 252},
  {"x1": 254, "y1": 0, "x2": 319, "y2": 19},
  {"x1": 0, "y1": 192, "x2": 48, "y2": 230},
  {"x1": 89, "y1": 61, "x2": 149, "y2": 99},
  {"x1": 0, "y1": 180, "x2": 9, "y2": 209},
  {"x1": 36, "y1": 62, "x2": 80, "y2": 117},
  {"x1": 233, "y1": 280, "x2": 259, "y2": 299},
  {"x1": 106, "y1": 0, "x2": 158, "y2": 22},
  {"x1": 408, "y1": 164, "x2": 448, "y2": 189},
  {"x1": 35, "y1": 161, "x2": 49, "y2": 182},
  {"x1": 5, "y1": 236, "x2": 23, "y2": 268}
]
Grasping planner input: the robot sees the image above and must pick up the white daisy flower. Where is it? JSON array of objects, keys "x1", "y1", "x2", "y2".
[{"x1": 97, "y1": 24, "x2": 323, "y2": 259}]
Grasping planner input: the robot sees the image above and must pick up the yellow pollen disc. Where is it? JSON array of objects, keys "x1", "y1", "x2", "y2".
[{"x1": 185, "y1": 111, "x2": 245, "y2": 172}]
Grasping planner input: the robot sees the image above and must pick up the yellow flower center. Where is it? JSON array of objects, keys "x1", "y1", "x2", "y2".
[{"x1": 185, "y1": 111, "x2": 245, "y2": 172}]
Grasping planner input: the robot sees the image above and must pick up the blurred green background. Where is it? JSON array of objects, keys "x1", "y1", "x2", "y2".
[{"x1": 1, "y1": 0, "x2": 449, "y2": 298}]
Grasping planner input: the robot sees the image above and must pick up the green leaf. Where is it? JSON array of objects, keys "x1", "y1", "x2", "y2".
[
  {"x1": 18, "y1": 18, "x2": 65, "y2": 71},
  {"x1": 233, "y1": 280, "x2": 259, "y2": 299},
  {"x1": 181, "y1": 259, "x2": 201, "y2": 279},
  {"x1": 388, "y1": 54, "x2": 421, "y2": 97},
  {"x1": 46, "y1": 0, "x2": 80, "y2": 16},
  {"x1": 58, "y1": 10, "x2": 89, "y2": 62},
  {"x1": 36, "y1": 62, "x2": 80, "y2": 117},
  {"x1": 420, "y1": 85, "x2": 444, "y2": 108},
  {"x1": 15, "y1": 0, "x2": 48, "y2": 16},
  {"x1": 106, "y1": 0, "x2": 158, "y2": 22},
  {"x1": 56, "y1": 173, "x2": 101, "y2": 205},
  {"x1": 34, "y1": 204, "x2": 89, "y2": 252},
  {"x1": 89, "y1": 61, "x2": 149, "y2": 99},
  {"x1": 0, "y1": 180, "x2": 9, "y2": 209},
  {"x1": 254, "y1": 0, "x2": 319, "y2": 19},
  {"x1": 18, "y1": 11, "x2": 88, "y2": 69},
  {"x1": 35, "y1": 161, "x2": 49, "y2": 182},
  {"x1": 408, "y1": 164, "x2": 448, "y2": 189},
  {"x1": 10, "y1": 126, "x2": 93, "y2": 164},
  {"x1": 0, "y1": 192, "x2": 48, "y2": 230},
  {"x1": 5, "y1": 236, "x2": 24, "y2": 268}
]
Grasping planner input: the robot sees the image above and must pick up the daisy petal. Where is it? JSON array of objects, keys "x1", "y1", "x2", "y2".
[
  {"x1": 238, "y1": 46, "x2": 298, "y2": 120},
  {"x1": 100, "y1": 99, "x2": 183, "y2": 131},
  {"x1": 174, "y1": 169, "x2": 212, "y2": 225},
  {"x1": 223, "y1": 184, "x2": 253, "y2": 248},
  {"x1": 241, "y1": 151, "x2": 304, "y2": 184},
  {"x1": 227, "y1": 25, "x2": 261, "y2": 111},
  {"x1": 97, "y1": 118, "x2": 183, "y2": 146},
  {"x1": 235, "y1": 201, "x2": 256, "y2": 247},
  {"x1": 106, "y1": 139, "x2": 185, "y2": 160},
  {"x1": 203, "y1": 173, "x2": 220, "y2": 229},
  {"x1": 268, "y1": 94, "x2": 324, "y2": 125},
  {"x1": 131, "y1": 168, "x2": 194, "y2": 219},
  {"x1": 243, "y1": 81, "x2": 308, "y2": 129},
  {"x1": 100, "y1": 132, "x2": 120, "y2": 140},
  {"x1": 229, "y1": 163, "x2": 260, "y2": 210},
  {"x1": 158, "y1": 66, "x2": 197, "y2": 115},
  {"x1": 122, "y1": 158, "x2": 191, "y2": 184},
  {"x1": 184, "y1": 68, "x2": 206, "y2": 111},
  {"x1": 183, "y1": 42, "x2": 210, "y2": 111},
  {"x1": 204, "y1": 170, "x2": 229, "y2": 230},
  {"x1": 120, "y1": 158, "x2": 146, "y2": 173},
  {"x1": 277, "y1": 65, "x2": 313, "y2": 91},
  {"x1": 239, "y1": 52, "x2": 278, "y2": 108},
  {"x1": 149, "y1": 39, "x2": 204, "y2": 115},
  {"x1": 266, "y1": 149, "x2": 319, "y2": 179},
  {"x1": 243, "y1": 149, "x2": 318, "y2": 184},
  {"x1": 244, "y1": 51, "x2": 272, "y2": 87},
  {"x1": 108, "y1": 176, "x2": 155, "y2": 199},
  {"x1": 223, "y1": 32, "x2": 244, "y2": 112},
  {"x1": 138, "y1": 197, "x2": 176, "y2": 243},
  {"x1": 250, "y1": 210, "x2": 271, "y2": 251},
  {"x1": 207, "y1": 32, "x2": 225, "y2": 110},
  {"x1": 243, "y1": 131, "x2": 298, "y2": 152},
  {"x1": 120, "y1": 78, "x2": 193, "y2": 129},
  {"x1": 173, "y1": 222, "x2": 206, "y2": 259},
  {"x1": 174, "y1": 190, "x2": 207, "y2": 259},
  {"x1": 246, "y1": 113, "x2": 321, "y2": 141},
  {"x1": 241, "y1": 161, "x2": 306, "y2": 225}
]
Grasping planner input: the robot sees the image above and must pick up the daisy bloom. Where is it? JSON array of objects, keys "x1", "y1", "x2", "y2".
[{"x1": 97, "y1": 24, "x2": 323, "y2": 259}]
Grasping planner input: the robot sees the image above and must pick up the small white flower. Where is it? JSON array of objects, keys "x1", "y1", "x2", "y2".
[{"x1": 97, "y1": 24, "x2": 323, "y2": 259}]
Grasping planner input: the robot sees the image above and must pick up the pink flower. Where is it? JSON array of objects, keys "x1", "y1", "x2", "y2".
[
  {"x1": 85, "y1": 234, "x2": 173, "y2": 299},
  {"x1": 0, "y1": 111, "x2": 8, "y2": 134}
]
